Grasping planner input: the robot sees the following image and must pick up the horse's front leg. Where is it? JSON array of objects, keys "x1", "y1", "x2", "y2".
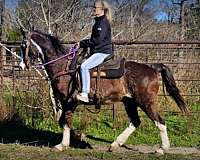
[{"x1": 54, "y1": 110, "x2": 73, "y2": 151}]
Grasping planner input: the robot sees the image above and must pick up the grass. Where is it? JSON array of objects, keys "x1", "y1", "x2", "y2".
[
  {"x1": 0, "y1": 92, "x2": 200, "y2": 149},
  {"x1": 0, "y1": 87, "x2": 199, "y2": 159},
  {"x1": 1, "y1": 103, "x2": 200, "y2": 148},
  {"x1": 71, "y1": 105, "x2": 200, "y2": 148}
]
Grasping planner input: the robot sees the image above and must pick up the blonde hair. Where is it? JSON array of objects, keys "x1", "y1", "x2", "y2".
[{"x1": 95, "y1": 0, "x2": 112, "y2": 23}]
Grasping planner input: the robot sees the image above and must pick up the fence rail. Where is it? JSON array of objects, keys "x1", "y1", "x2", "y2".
[{"x1": 1, "y1": 40, "x2": 200, "y2": 44}]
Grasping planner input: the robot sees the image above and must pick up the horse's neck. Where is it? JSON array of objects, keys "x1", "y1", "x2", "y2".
[{"x1": 43, "y1": 49, "x2": 71, "y2": 79}]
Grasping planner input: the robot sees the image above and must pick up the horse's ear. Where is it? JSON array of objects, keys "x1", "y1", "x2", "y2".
[
  {"x1": 31, "y1": 25, "x2": 35, "y2": 31},
  {"x1": 20, "y1": 26, "x2": 26, "y2": 39}
]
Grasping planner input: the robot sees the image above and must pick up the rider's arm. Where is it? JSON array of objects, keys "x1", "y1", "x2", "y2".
[{"x1": 79, "y1": 19, "x2": 109, "y2": 48}]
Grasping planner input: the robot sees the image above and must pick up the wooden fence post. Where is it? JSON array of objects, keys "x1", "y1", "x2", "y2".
[{"x1": 112, "y1": 103, "x2": 116, "y2": 129}]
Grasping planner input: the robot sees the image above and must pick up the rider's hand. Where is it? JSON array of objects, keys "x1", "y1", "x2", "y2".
[{"x1": 75, "y1": 42, "x2": 80, "y2": 49}]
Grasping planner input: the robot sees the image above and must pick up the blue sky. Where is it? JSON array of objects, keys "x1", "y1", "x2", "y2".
[
  {"x1": 155, "y1": 12, "x2": 168, "y2": 21},
  {"x1": 5, "y1": 0, "x2": 18, "y2": 9},
  {"x1": 150, "y1": 0, "x2": 170, "y2": 21}
]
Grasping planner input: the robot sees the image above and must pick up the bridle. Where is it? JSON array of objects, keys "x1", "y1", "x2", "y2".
[{"x1": 23, "y1": 33, "x2": 79, "y2": 69}]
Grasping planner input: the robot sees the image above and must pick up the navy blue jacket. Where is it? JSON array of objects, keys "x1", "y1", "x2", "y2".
[{"x1": 80, "y1": 15, "x2": 112, "y2": 55}]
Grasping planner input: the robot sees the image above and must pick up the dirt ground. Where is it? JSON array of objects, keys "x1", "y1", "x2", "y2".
[
  {"x1": 94, "y1": 144, "x2": 200, "y2": 155},
  {"x1": 0, "y1": 143, "x2": 200, "y2": 160}
]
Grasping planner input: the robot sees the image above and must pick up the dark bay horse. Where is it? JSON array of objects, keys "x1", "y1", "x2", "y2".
[{"x1": 21, "y1": 30, "x2": 187, "y2": 154}]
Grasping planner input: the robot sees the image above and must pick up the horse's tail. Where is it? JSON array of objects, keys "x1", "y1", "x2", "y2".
[{"x1": 151, "y1": 63, "x2": 188, "y2": 114}]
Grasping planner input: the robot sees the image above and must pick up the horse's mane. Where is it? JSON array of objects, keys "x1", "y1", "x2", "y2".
[{"x1": 33, "y1": 30, "x2": 68, "y2": 55}]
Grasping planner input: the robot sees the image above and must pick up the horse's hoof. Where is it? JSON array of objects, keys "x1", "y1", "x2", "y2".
[
  {"x1": 155, "y1": 148, "x2": 165, "y2": 155},
  {"x1": 108, "y1": 146, "x2": 114, "y2": 152},
  {"x1": 108, "y1": 142, "x2": 120, "y2": 152},
  {"x1": 51, "y1": 144, "x2": 68, "y2": 152},
  {"x1": 108, "y1": 146, "x2": 113, "y2": 152},
  {"x1": 50, "y1": 147, "x2": 63, "y2": 152}
]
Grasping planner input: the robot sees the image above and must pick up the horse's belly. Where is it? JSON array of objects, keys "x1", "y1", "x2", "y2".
[{"x1": 90, "y1": 77, "x2": 127, "y2": 103}]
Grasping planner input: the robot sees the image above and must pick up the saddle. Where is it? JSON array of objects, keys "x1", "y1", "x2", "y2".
[{"x1": 91, "y1": 57, "x2": 125, "y2": 79}]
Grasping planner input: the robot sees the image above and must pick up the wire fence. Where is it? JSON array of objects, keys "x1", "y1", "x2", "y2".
[{"x1": 0, "y1": 41, "x2": 199, "y2": 123}]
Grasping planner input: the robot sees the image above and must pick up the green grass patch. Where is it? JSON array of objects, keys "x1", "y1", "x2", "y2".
[{"x1": 1, "y1": 91, "x2": 200, "y2": 148}]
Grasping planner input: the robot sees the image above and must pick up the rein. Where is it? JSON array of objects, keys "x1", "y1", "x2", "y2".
[{"x1": 35, "y1": 45, "x2": 78, "y2": 68}]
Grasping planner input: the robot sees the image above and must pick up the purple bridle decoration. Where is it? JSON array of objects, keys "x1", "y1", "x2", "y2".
[{"x1": 36, "y1": 45, "x2": 78, "y2": 68}]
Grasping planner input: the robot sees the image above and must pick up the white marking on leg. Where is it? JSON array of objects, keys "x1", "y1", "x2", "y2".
[
  {"x1": 111, "y1": 123, "x2": 136, "y2": 149},
  {"x1": 61, "y1": 125, "x2": 70, "y2": 146},
  {"x1": 125, "y1": 93, "x2": 132, "y2": 98},
  {"x1": 55, "y1": 125, "x2": 70, "y2": 151},
  {"x1": 155, "y1": 121, "x2": 170, "y2": 151}
]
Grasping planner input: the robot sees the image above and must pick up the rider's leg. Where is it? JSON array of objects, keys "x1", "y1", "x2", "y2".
[{"x1": 77, "y1": 53, "x2": 109, "y2": 102}]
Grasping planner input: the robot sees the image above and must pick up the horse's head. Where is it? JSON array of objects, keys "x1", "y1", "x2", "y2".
[
  {"x1": 20, "y1": 30, "x2": 86, "y2": 73},
  {"x1": 20, "y1": 31, "x2": 58, "y2": 69},
  {"x1": 19, "y1": 32, "x2": 29, "y2": 69},
  {"x1": 19, "y1": 31, "x2": 40, "y2": 69}
]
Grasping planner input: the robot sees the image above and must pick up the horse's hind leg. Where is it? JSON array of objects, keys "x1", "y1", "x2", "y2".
[
  {"x1": 109, "y1": 97, "x2": 141, "y2": 151},
  {"x1": 142, "y1": 101, "x2": 170, "y2": 154}
]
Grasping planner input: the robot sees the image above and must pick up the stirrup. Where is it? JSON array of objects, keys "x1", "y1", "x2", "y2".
[{"x1": 76, "y1": 94, "x2": 89, "y2": 103}]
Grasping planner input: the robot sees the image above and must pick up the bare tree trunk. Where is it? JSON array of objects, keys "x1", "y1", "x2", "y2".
[
  {"x1": 0, "y1": 0, "x2": 5, "y2": 41},
  {"x1": 173, "y1": 0, "x2": 188, "y2": 41},
  {"x1": 173, "y1": 0, "x2": 188, "y2": 70},
  {"x1": 180, "y1": 1, "x2": 187, "y2": 41},
  {"x1": 0, "y1": 0, "x2": 5, "y2": 75}
]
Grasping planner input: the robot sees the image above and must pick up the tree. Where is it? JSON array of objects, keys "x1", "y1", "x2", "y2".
[
  {"x1": 16, "y1": 0, "x2": 88, "y2": 40},
  {"x1": 0, "y1": 0, "x2": 5, "y2": 41},
  {"x1": 186, "y1": 1, "x2": 200, "y2": 40},
  {"x1": 111, "y1": 0, "x2": 158, "y2": 41}
]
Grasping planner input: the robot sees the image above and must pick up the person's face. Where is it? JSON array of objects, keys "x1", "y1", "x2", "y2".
[{"x1": 92, "y1": 2, "x2": 104, "y2": 17}]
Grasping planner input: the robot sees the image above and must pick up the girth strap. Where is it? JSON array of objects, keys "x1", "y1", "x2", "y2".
[{"x1": 95, "y1": 67, "x2": 101, "y2": 109}]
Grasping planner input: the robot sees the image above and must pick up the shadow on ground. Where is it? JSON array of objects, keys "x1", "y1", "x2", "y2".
[
  {"x1": 86, "y1": 135, "x2": 112, "y2": 144},
  {"x1": 0, "y1": 122, "x2": 92, "y2": 149}
]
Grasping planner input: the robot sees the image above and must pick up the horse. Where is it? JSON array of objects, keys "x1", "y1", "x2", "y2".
[{"x1": 20, "y1": 30, "x2": 188, "y2": 154}]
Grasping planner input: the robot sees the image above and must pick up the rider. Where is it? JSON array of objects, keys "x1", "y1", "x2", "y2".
[{"x1": 76, "y1": 0, "x2": 113, "y2": 102}]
